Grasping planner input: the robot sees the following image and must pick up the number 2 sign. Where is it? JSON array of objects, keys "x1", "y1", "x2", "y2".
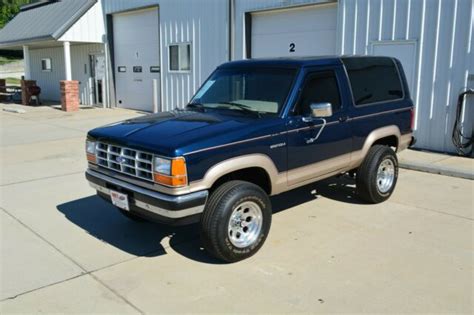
[{"x1": 289, "y1": 43, "x2": 296, "y2": 53}]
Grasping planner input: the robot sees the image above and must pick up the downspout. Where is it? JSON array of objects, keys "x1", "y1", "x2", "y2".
[
  {"x1": 105, "y1": 14, "x2": 116, "y2": 108},
  {"x1": 228, "y1": 0, "x2": 235, "y2": 61}
]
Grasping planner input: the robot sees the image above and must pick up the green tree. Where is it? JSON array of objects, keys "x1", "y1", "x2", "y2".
[{"x1": 0, "y1": 0, "x2": 32, "y2": 29}]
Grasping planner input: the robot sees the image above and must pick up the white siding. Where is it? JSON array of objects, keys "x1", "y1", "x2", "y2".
[
  {"x1": 59, "y1": 1, "x2": 105, "y2": 43},
  {"x1": 30, "y1": 46, "x2": 64, "y2": 101},
  {"x1": 339, "y1": 0, "x2": 473, "y2": 153},
  {"x1": 104, "y1": 0, "x2": 229, "y2": 111},
  {"x1": 29, "y1": 43, "x2": 104, "y2": 105}
]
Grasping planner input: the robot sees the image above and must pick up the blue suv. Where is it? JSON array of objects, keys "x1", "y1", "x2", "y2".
[{"x1": 85, "y1": 56, "x2": 415, "y2": 262}]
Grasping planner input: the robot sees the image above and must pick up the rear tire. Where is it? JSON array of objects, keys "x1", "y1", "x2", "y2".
[
  {"x1": 356, "y1": 145, "x2": 398, "y2": 203},
  {"x1": 200, "y1": 180, "x2": 272, "y2": 263}
]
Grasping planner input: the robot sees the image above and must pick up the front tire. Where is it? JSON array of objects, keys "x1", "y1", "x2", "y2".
[
  {"x1": 200, "y1": 180, "x2": 272, "y2": 263},
  {"x1": 356, "y1": 145, "x2": 398, "y2": 203}
]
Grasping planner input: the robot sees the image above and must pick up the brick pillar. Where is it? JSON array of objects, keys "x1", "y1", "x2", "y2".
[
  {"x1": 0, "y1": 79, "x2": 5, "y2": 102},
  {"x1": 21, "y1": 80, "x2": 37, "y2": 105},
  {"x1": 60, "y1": 80, "x2": 79, "y2": 112}
]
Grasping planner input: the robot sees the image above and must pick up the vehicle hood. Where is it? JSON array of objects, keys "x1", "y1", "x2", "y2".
[{"x1": 88, "y1": 110, "x2": 280, "y2": 156}]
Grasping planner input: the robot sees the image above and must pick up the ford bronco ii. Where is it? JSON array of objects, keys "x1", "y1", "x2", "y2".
[{"x1": 85, "y1": 56, "x2": 415, "y2": 262}]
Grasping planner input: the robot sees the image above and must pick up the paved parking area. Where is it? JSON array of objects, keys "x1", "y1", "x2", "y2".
[{"x1": 1, "y1": 104, "x2": 473, "y2": 313}]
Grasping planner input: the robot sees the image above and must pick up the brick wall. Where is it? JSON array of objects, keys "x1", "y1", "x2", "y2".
[
  {"x1": 21, "y1": 80, "x2": 37, "y2": 105},
  {"x1": 60, "y1": 80, "x2": 79, "y2": 112}
]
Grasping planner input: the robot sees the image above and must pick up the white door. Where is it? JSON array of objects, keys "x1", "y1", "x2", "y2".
[
  {"x1": 113, "y1": 8, "x2": 160, "y2": 112},
  {"x1": 92, "y1": 55, "x2": 105, "y2": 105},
  {"x1": 251, "y1": 4, "x2": 337, "y2": 58}
]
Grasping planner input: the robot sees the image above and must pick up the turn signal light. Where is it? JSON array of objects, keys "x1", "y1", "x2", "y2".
[
  {"x1": 153, "y1": 173, "x2": 187, "y2": 187},
  {"x1": 86, "y1": 153, "x2": 96, "y2": 164},
  {"x1": 153, "y1": 158, "x2": 187, "y2": 187}
]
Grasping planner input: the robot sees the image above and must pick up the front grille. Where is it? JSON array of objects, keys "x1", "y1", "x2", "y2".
[{"x1": 96, "y1": 142, "x2": 154, "y2": 182}]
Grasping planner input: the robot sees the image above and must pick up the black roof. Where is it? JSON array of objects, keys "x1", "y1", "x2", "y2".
[{"x1": 218, "y1": 55, "x2": 396, "y2": 69}]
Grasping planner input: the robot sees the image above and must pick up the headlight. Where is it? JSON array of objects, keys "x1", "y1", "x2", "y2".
[
  {"x1": 153, "y1": 157, "x2": 187, "y2": 187},
  {"x1": 85, "y1": 140, "x2": 97, "y2": 163},
  {"x1": 154, "y1": 157, "x2": 171, "y2": 175},
  {"x1": 86, "y1": 140, "x2": 96, "y2": 154}
]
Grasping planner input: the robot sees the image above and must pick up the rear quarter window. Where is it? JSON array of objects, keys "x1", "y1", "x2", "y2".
[{"x1": 343, "y1": 57, "x2": 404, "y2": 106}]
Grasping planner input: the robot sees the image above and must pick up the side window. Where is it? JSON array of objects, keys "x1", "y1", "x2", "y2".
[
  {"x1": 343, "y1": 57, "x2": 403, "y2": 105},
  {"x1": 169, "y1": 43, "x2": 191, "y2": 72},
  {"x1": 295, "y1": 70, "x2": 341, "y2": 116},
  {"x1": 41, "y1": 58, "x2": 52, "y2": 72}
]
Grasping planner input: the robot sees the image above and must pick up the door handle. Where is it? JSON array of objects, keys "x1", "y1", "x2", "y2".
[{"x1": 339, "y1": 116, "x2": 348, "y2": 122}]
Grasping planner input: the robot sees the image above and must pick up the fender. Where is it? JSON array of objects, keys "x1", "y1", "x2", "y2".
[
  {"x1": 350, "y1": 125, "x2": 402, "y2": 168},
  {"x1": 187, "y1": 154, "x2": 283, "y2": 195}
]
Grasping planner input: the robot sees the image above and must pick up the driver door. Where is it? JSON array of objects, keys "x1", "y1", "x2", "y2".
[{"x1": 286, "y1": 66, "x2": 352, "y2": 186}]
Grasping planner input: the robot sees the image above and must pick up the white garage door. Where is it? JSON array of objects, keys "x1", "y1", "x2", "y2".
[
  {"x1": 251, "y1": 4, "x2": 337, "y2": 58},
  {"x1": 113, "y1": 8, "x2": 160, "y2": 112}
]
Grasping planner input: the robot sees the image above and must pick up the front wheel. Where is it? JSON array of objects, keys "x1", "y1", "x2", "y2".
[
  {"x1": 356, "y1": 145, "x2": 398, "y2": 203},
  {"x1": 200, "y1": 180, "x2": 272, "y2": 263}
]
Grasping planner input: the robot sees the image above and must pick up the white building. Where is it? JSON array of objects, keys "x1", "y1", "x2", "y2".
[{"x1": 0, "y1": 0, "x2": 472, "y2": 154}]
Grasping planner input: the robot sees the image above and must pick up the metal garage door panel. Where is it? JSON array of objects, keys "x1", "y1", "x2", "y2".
[
  {"x1": 251, "y1": 4, "x2": 337, "y2": 58},
  {"x1": 113, "y1": 8, "x2": 160, "y2": 112}
]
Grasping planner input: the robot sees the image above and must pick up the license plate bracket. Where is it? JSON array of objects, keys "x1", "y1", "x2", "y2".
[{"x1": 110, "y1": 190, "x2": 130, "y2": 211}]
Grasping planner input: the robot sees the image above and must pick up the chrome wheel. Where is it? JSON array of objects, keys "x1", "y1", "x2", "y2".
[
  {"x1": 377, "y1": 158, "x2": 395, "y2": 193},
  {"x1": 228, "y1": 201, "x2": 263, "y2": 248}
]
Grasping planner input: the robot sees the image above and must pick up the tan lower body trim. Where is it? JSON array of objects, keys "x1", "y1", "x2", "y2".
[
  {"x1": 286, "y1": 153, "x2": 350, "y2": 186},
  {"x1": 271, "y1": 154, "x2": 350, "y2": 196},
  {"x1": 398, "y1": 133, "x2": 412, "y2": 152}
]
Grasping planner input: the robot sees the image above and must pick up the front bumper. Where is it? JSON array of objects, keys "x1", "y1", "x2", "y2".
[{"x1": 85, "y1": 169, "x2": 208, "y2": 225}]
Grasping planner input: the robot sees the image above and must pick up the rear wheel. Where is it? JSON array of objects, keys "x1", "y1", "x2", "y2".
[
  {"x1": 200, "y1": 180, "x2": 272, "y2": 262},
  {"x1": 356, "y1": 145, "x2": 398, "y2": 203}
]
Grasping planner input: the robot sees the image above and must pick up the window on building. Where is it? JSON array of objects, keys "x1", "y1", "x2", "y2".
[
  {"x1": 41, "y1": 58, "x2": 52, "y2": 72},
  {"x1": 343, "y1": 57, "x2": 404, "y2": 105},
  {"x1": 169, "y1": 43, "x2": 191, "y2": 72},
  {"x1": 295, "y1": 70, "x2": 341, "y2": 116}
]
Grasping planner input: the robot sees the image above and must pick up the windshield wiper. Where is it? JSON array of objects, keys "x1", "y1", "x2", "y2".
[
  {"x1": 186, "y1": 102, "x2": 206, "y2": 112},
  {"x1": 219, "y1": 101, "x2": 262, "y2": 118}
]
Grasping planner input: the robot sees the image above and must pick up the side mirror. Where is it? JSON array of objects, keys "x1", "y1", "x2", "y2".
[{"x1": 310, "y1": 102, "x2": 333, "y2": 118}]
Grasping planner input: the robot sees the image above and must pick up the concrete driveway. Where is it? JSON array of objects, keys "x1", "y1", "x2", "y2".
[{"x1": 1, "y1": 104, "x2": 472, "y2": 314}]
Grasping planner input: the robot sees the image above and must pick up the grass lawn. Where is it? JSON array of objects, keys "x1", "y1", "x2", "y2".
[
  {"x1": 5, "y1": 77, "x2": 21, "y2": 85},
  {"x1": 0, "y1": 56, "x2": 21, "y2": 65}
]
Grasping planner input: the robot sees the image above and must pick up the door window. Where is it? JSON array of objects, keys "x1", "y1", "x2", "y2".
[{"x1": 294, "y1": 70, "x2": 341, "y2": 116}]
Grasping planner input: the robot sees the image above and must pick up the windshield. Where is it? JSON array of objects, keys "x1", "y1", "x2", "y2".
[{"x1": 189, "y1": 67, "x2": 297, "y2": 116}]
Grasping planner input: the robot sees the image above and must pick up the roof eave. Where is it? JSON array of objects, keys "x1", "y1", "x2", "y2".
[
  {"x1": 0, "y1": 36, "x2": 55, "y2": 49},
  {"x1": 0, "y1": 0, "x2": 98, "y2": 47}
]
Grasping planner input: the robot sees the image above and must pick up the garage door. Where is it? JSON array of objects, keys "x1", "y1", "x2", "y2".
[
  {"x1": 251, "y1": 4, "x2": 337, "y2": 58},
  {"x1": 113, "y1": 8, "x2": 160, "y2": 112}
]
